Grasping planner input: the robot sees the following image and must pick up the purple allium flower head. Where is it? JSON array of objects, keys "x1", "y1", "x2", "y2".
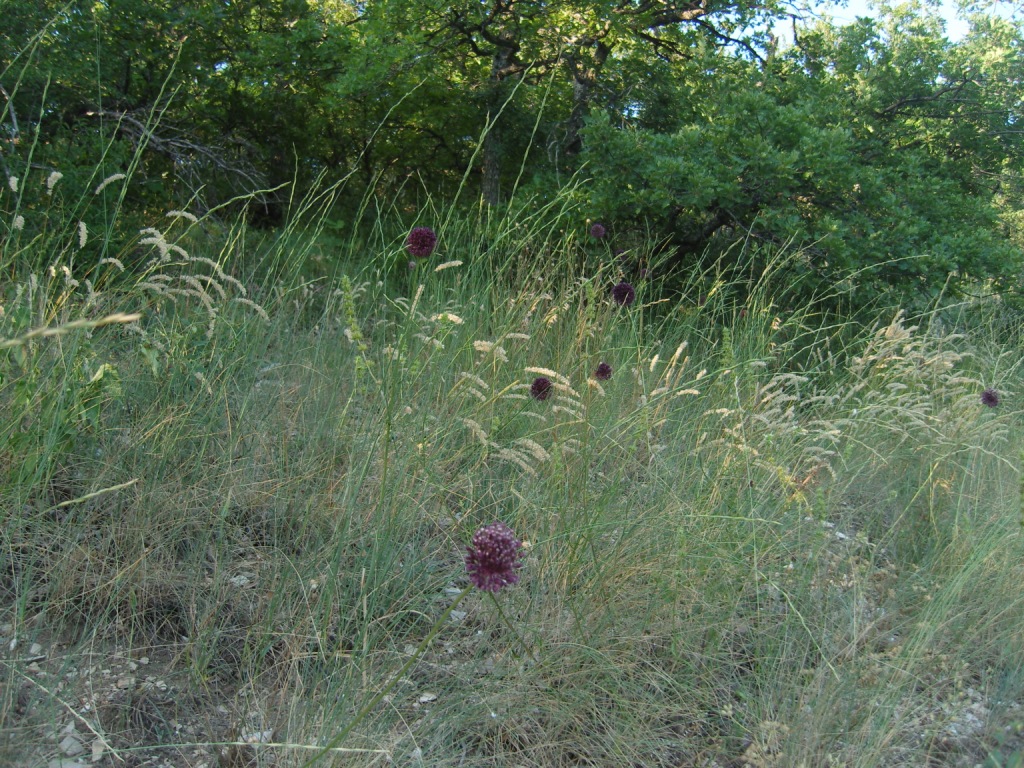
[
  {"x1": 406, "y1": 226, "x2": 437, "y2": 258},
  {"x1": 981, "y1": 388, "x2": 1000, "y2": 408},
  {"x1": 590, "y1": 222, "x2": 607, "y2": 239},
  {"x1": 530, "y1": 376, "x2": 553, "y2": 401},
  {"x1": 465, "y1": 522, "x2": 523, "y2": 593},
  {"x1": 594, "y1": 362, "x2": 613, "y2": 381},
  {"x1": 611, "y1": 281, "x2": 636, "y2": 307}
]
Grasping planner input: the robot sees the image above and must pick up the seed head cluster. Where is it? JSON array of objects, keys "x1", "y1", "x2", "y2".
[
  {"x1": 465, "y1": 522, "x2": 523, "y2": 593},
  {"x1": 406, "y1": 226, "x2": 438, "y2": 258}
]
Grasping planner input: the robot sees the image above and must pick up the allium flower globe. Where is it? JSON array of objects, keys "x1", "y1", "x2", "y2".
[
  {"x1": 530, "y1": 376, "x2": 553, "y2": 401},
  {"x1": 465, "y1": 522, "x2": 523, "y2": 593},
  {"x1": 611, "y1": 281, "x2": 636, "y2": 307},
  {"x1": 589, "y1": 222, "x2": 606, "y2": 239},
  {"x1": 406, "y1": 226, "x2": 437, "y2": 258},
  {"x1": 981, "y1": 388, "x2": 1000, "y2": 408},
  {"x1": 594, "y1": 362, "x2": 613, "y2": 381}
]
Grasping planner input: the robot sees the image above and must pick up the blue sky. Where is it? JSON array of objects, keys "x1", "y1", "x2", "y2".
[{"x1": 817, "y1": 0, "x2": 972, "y2": 38}]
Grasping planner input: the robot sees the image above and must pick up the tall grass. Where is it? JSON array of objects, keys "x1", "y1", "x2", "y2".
[{"x1": 2, "y1": 134, "x2": 1024, "y2": 767}]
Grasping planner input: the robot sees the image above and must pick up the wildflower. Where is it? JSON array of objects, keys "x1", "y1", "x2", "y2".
[
  {"x1": 46, "y1": 171, "x2": 63, "y2": 195},
  {"x1": 465, "y1": 522, "x2": 523, "y2": 593},
  {"x1": 981, "y1": 388, "x2": 1000, "y2": 408},
  {"x1": 406, "y1": 226, "x2": 437, "y2": 258},
  {"x1": 611, "y1": 281, "x2": 635, "y2": 307},
  {"x1": 589, "y1": 222, "x2": 606, "y2": 239},
  {"x1": 530, "y1": 376, "x2": 553, "y2": 401},
  {"x1": 7, "y1": 176, "x2": 18, "y2": 193},
  {"x1": 594, "y1": 362, "x2": 613, "y2": 381},
  {"x1": 12, "y1": 215, "x2": 25, "y2": 231},
  {"x1": 78, "y1": 221, "x2": 88, "y2": 249}
]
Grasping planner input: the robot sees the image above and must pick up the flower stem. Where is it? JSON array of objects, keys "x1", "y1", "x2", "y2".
[{"x1": 488, "y1": 591, "x2": 535, "y2": 659}]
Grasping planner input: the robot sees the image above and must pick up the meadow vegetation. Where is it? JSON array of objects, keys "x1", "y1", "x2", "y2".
[
  {"x1": 3, "y1": 2, "x2": 1024, "y2": 765},
  {"x1": 1, "y1": 160, "x2": 1023, "y2": 766}
]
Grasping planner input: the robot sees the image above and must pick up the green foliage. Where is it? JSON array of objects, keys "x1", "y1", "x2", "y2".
[
  {"x1": 2, "y1": 153, "x2": 1024, "y2": 764},
  {"x1": 583, "y1": 5, "x2": 1024, "y2": 306},
  {"x1": 3, "y1": 0, "x2": 1023, "y2": 308}
]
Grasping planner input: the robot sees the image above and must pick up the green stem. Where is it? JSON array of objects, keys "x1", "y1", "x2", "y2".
[
  {"x1": 301, "y1": 585, "x2": 472, "y2": 767},
  {"x1": 487, "y1": 591, "x2": 535, "y2": 659}
]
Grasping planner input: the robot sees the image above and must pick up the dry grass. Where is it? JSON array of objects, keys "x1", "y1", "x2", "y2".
[{"x1": 2, "y1": 167, "x2": 1024, "y2": 767}]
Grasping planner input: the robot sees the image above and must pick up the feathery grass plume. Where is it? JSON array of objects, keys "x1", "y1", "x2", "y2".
[
  {"x1": 551, "y1": 404, "x2": 584, "y2": 420},
  {"x1": 461, "y1": 418, "x2": 489, "y2": 447},
  {"x1": 434, "y1": 260, "x2": 463, "y2": 272},
  {"x1": 474, "y1": 339, "x2": 509, "y2": 362},
  {"x1": 232, "y1": 297, "x2": 270, "y2": 322},
  {"x1": 7, "y1": 175, "x2": 18, "y2": 193},
  {"x1": 408, "y1": 283, "x2": 425, "y2": 319},
  {"x1": 184, "y1": 273, "x2": 227, "y2": 300},
  {"x1": 494, "y1": 446, "x2": 539, "y2": 475},
  {"x1": 552, "y1": 382, "x2": 582, "y2": 400},
  {"x1": 525, "y1": 366, "x2": 572, "y2": 387},
  {"x1": 12, "y1": 215, "x2": 25, "y2": 231},
  {"x1": 93, "y1": 173, "x2": 126, "y2": 194},
  {"x1": 166, "y1": 210, "x2": 199, "y2": 224},
  {"x1": 406, "y1": 226, "x2": 437, "y2": 258},
  {"x1": 465, "y1": 522, "x2": 524, "y2": 593},
  {"x1": 138, "y1": 227, "x2": 172, "y2": 261},
  {"x1": 461, "y1": 386, "x2": 488, "y2": 403},
  {"x1": 588, "y1": 379, "x2": 606, "y2": 396},
  {"x1": 514, "y1": 438, "x2": 551, "y2": 462},
  {"x1": 45, "y1": 171, "x2": 63, "y2": 195},
  {"x1": 0, "y1": 312, "x2": 141, "y2": 349},
  {"x1": 458, "y1": 372, "x2": 490, "y2": 390},
  {"x1": 188, "y1": 256, "x2": 246, "y2": 294},
  {"x1": 77, "y1": 221, "x2": 87, "y2": 249},
  {"x1": 414, "y1": 332, "x2": 444, "y2": 349},
  {"x1": 558, "y1": 438, "x2": 582, "y2": 456}
]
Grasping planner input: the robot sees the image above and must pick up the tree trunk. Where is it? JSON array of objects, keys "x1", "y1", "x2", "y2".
[
  {"x1": 564, "y1": 41, "x2": 611, "y2": 156},
  {"x1": 482, "y1": 43, "x2": 516, "y2": 206}
]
